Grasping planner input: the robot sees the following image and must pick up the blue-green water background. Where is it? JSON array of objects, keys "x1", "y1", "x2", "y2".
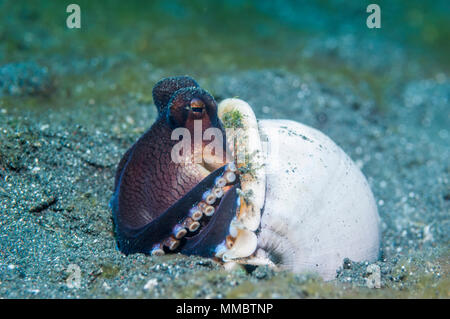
[
  {"x1": 2, "y1": 0, "x2": 450, "y2": 65},
  {"x1": 1, "y1": 0, "x2": 449, "y2": 112}
]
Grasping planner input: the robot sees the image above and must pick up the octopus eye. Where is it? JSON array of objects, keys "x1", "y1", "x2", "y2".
[{"x1": 190, "y1": 98, "x2": 205, "y2": 113}]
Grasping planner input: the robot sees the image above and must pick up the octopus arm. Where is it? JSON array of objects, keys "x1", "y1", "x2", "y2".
[
  {"x1": 114, "y1": 165, "x2": 227, "y2": 254},
  {"x1": 181, "y1": 184, "x2": 239, "y2": 257}
]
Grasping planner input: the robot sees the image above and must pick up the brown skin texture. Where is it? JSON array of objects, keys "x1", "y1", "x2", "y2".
[{"x1": 115, "y1": 87, "x2": 229, "y2": 230}]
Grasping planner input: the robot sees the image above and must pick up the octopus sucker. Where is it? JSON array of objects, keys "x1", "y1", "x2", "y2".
[
  {"x1": 212, "y1": 187, "x2": 224, "y2": 199},
  {"x1": 203, "y1": 205, "x2": 215, "y2": 217},
  {"x1": 111, "y1": 76, "x2": 380, "y2": 281},
  {"x1": 188, "y1": 207, "x2": 203, "y2": 221},
  {"x1": 202, "y1": 190, "x2": 217, "y2": 205},
  {"x1": 164, "y1": 236, "x2": 180, "y2": 251},
  {"x1": 215, "y1": 177, "x2": 227, "y2": 188},
  {"x1": 181, "y1": 217, "x2": 200, "y2": 232},
  {"x1": 151, "y1": 243, "x2": 165, "y2": 256},
  {"x1": 224, "y1": 171, "x2": 236, "y2": 183},
  {"x1": 172, "y1": 224, "x2": 188, "y2": 239}
]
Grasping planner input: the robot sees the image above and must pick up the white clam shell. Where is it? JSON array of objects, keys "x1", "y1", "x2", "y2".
[
  {"x1": 257, "y1": 119, "x2": 380, "y2": 280},
  {"x1": 217, "y1": 99, "x2": 381, "y2": 281},
  {"x1": 218, "y1": 98, "x2": 266, "y2": 232}
]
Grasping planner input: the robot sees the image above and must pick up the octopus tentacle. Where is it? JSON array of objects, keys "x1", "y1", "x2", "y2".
[
  {"x1": 113, "y1": 164, "x2": 241, "y2": 256},
  {"x1": 113, "y1": 165, "x2": 226, "y2": 254},
  {"x1": 181, "y1": 184, "x2": 240, "y2": 257}
]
